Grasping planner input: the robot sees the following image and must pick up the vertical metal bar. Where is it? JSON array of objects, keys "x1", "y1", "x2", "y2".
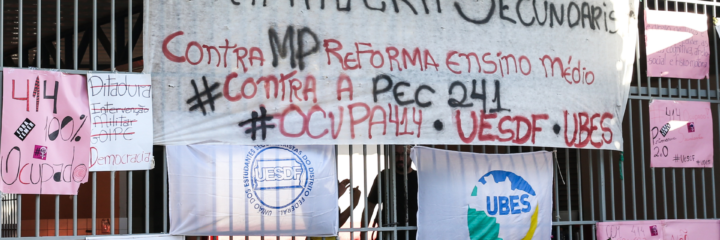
[
  {"x1": 145, "y1": 170, "x2": 149, "y2": 233},
  {"x1": 164, "y1": 149, "x2": 168, "y2": 233},
  {"x1": 629, "y1": 101, "x2": 637, "y2": 220},
  {"x1": 92, "y1": 0, "x2": 97, "y2": 71},
  {"x1": 111, "y1": 0, "x2": 115, "y2": 70},
  {"x1": 56, "y1": 0, "x2": 59, "y2": 69},
  {"x1": 693, "y1": 169, "x2": 697, "y2": 218},
  {"x1": 702, "y1": 166, "x2": 707, "y2": 218},
  {"x1": 73, "y1": 0, "x2": 77, "y2": 70},
  {"x1": 589, "y1": 151, "x2": 595, "y2": 221},
  {"x1": 55, "y1": 195, "x2": 59, "y2": 236},
  {"x1": 73, "y1": 196, "x2": 77, "y2": 236},
  {"x1": 609, "y1": 151, "x2": 615, "y2": 220},
  {"x1": 673, "y1": 168, "x2": 678, "y2": 218},
  {"x1": 128, "y1": 171, "x2": 133, "y2": 234},
  {"x1": 553, "y1": 150, "x2": 560, "y2": 238},
  {"x1": 36, "y1": 0, "x2": 39, "y2": 68},
  {"x1": 391, "y1": 145, "x2": 397, "y2": 240},
  {"x1": 0, "y1": 194, "x2": 3, "y2": 239},
  {"x1": 17, "y1": 195, "x2": 20, "y2": 237},
  {"x1": 662, "y1": 168, "x2": 667, "y2": 219},
  {"x1": 128, "y1": 0, "x2": 132, "y2": 71},
  {"x1": 35, "y1": 195, "x2": 39, "y2": 237},
  {"x1": 363, "y1": 145, "x2": 369, "y2": 240},
  {"x1": 378, "y1": 145, "x2": 383, "y2": 240},
  {"x1": 638, "y1": 101, "x2": 651, "y2": 220},
  {"x1": 19, "y1": 0, "x2": 22, "y2": 68},
  {"x1": 599, "y1": 151, "x2": 606, "y2": 221},
  {"x1": 349, "y1": 145, "x2": 354, "y2": 240},
  {"x1": 714, "y1": 0, "x2": 720, "y2": 102},
  {"x1": 111, "y1": 172, "x2": 116, "y2": 235},
  {"x1": 565, "y1": 149, "x2": 572, "y2": 226},
  {"x1": 403, "y1": 145, "x2": 409, "y2": 240},
  {"x1": 92, "y1": 172, "x2": 97, "y2": 235},
  {"x1": 576, "y1": 149, "x2": 584, "y2": 238}
]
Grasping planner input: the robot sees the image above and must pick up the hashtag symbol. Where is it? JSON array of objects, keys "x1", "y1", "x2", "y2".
[
  {"x1": 673, "y1": 154, "x2": 680, "y2": 162},
  {"x1": 239, "y1": 106, "x2": 276, "y2": 140},
  {"x1": 186, "y1": 76, "x2": 223, "y2": 116}
]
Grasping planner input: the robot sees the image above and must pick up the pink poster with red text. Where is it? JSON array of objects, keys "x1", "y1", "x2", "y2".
[
  {"x1": 649, "y1": 100, "x2": 713, "y2": 168},
  {"x1": 0, "y1": 68, "x2": 90, "y2": 194}
]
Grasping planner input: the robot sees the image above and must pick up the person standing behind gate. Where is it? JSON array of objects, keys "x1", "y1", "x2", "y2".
[
  {"x1": 362, "y1": 145, "x2": 418, "y2": 240},
  {"x1": 309, "y1": 179, "x2": 361, "y2": 240}
]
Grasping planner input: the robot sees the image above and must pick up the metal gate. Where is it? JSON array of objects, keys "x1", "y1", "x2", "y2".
[{"x1": 0, "y1": 0, "x2": 717, "y2": 239}]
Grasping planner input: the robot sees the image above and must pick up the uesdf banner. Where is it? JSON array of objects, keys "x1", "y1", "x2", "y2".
[
  {"x1": 412, "y1": 147, "x2": 553, "y2": 240},
  {"x1": 145, "y1": 0, "x2": 639, "y2": 150},
  {"x1": 166, "y1": 145, "x2": 338, "y2": 236}
]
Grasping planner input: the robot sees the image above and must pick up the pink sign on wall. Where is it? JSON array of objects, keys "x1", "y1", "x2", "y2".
[
  {"x1": 662, "y1": 219, "x2": 720, "y2": 240},
  {"x1": 645, "y1": 9, "x2": 710, "y2": 79},
  {"x1": 649, "y1": 100, "x2": 713, "y2": 168},
  {"x1": 597, "y1": 220, "x2": 664, "y2": 240},
  {"x1": 598, "y1": 220, "x2": 720, "y2": 240},
  {"x1": 0, "y1": 68, "x2": 90, "y2": 194}
]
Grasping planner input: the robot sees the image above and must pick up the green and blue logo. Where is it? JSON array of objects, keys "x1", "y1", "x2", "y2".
[{"x1": 467, "y1": 170, "x2": 539, "y2": 240}]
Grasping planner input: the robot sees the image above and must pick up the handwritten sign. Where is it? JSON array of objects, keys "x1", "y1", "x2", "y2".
[
  {"x1": 662, "y1": 219, "x2": 720, "y2": 240},
  {"x1": 145, "y1": 0, "x2": 639, "y2": 149},
  {"x1": 0, "y1": 68, "x2": 89, "y2": 194},
  {"x1": 597, "y1": 220, "x2": 720, "y2": 240},
  {"x1": 87, "y1": 73, "x2": 153, "y2": 171},
  {"x1": 597, "y1": 220, "x2": 664, "y2": 240},
  {"x1": 645, "y1": 9, "x2": 710, "y2": 79},
  {"x1": 649, "y1": 100, "x2": 713, "y2": 168}
]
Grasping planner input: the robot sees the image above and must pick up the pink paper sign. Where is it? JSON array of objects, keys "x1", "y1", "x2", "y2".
[
  {"x1": 597, "y1": 220, "x2": 664, "y2": 240},
  {"x1": 0, "y1": 68, "x2": 90, "y2": 194},
  {"x1": 663, "y1": 219, "x2": 720, "y2": 240},
  {"x1": 645, "y1": 9, "x2": 710, "y2": 79},
  {"x1": 649, "y1": 100, "x2": 713, "y2": 168}
]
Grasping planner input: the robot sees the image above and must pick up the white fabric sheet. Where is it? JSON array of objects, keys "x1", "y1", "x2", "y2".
[{"x1": 167, "y1": 145, "x2": 338, "y2": 236}]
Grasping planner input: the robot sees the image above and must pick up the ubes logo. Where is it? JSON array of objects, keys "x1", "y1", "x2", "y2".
[
  {"x1": 467, "y1": 170, "x2": 539, "y2": 240},
  {"x1": 243, "y1": 145, "x2": 314, "y2": 216}
]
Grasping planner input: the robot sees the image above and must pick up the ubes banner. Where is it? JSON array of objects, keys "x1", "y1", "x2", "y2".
[
  {"x1": 412, "y1": 147, "x2": 553, "y2": 239},
  {"x1": 0, "y1": 68, "x2": 89, "y2": 195},
  {"x1": 145, "y1": 0, "x2": 639, "y2": 149}
]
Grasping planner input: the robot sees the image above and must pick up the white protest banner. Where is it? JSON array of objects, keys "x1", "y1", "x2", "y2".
[
  {"x1": 166, "y1": 145, "x2": 338, "y2": 236},
  {"x1": 145, "y1": 0, "x2": 639, "y2": 150},
  {"x1": 411, "y1": 147, "x2": 553, "y2": 240},
  {"x1": 87, "y1": 73, "x2": 154, "y2": 171}
]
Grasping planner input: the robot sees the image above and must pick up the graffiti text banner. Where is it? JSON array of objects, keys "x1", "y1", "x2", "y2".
[{"x1": 145, "y1": 0, "x2": 640, "y2": 149}]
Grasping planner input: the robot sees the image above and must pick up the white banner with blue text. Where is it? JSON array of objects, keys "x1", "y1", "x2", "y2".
[{"x1": 166, "y1": 145, "x2": 338, "y2": 236}]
